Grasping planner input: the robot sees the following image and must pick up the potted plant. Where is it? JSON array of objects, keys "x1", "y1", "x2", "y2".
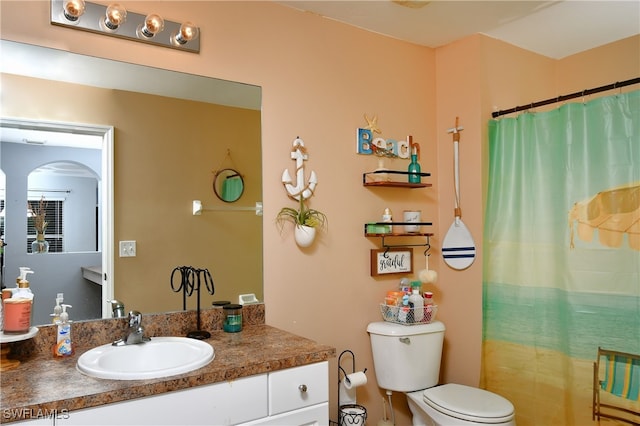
[
  {"x1": 29, "y1": 196, "x2": 49, "y2": 253},
  {"x1": 276, "y1": 197, "x2": 327, "y2": 247}
]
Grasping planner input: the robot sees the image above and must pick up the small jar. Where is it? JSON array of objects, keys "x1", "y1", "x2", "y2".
[
  {"x1": 223, "y1": 304, "x2": 243, "y2": 333},
  {"x1": 424, "y1": 292, "x2": 434, "y2": 305}
]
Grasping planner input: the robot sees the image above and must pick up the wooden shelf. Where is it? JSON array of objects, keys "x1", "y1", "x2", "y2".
[
  {"x1": 363, "y1": 170, "x2": 432, "y2": 188},
  {"x1": 362, "y1": 170, "x2": 433, "y2": 251},
  {"x1": 364, "y1": 181, "x2": 432, "y2": 188},
  {"x1": 364, "y1": 223, "x2": 433, "y2": 249}
]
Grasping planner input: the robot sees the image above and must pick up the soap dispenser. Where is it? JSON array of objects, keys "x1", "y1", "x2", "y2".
[
  {"x1": 3, "y1": 267, "x2": 35, "y2": 334},
  {"x1": 50, "y1": 293, "x2": 64, "y2": 324},
  {"x1": 53, "y1": 304, "x2": 73, "y2": 357}
]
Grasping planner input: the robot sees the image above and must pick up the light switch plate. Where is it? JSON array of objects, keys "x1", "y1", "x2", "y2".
[{"x1": 119, "y1": 240, "x2": 136, "y2": 257}]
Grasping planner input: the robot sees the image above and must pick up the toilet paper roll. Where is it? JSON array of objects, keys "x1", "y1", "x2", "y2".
[{"x1": 344, "y1": 371, "x2": 367, "y2": 389}]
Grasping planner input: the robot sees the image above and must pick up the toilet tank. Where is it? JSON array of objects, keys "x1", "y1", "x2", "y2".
[{"x1": 367, "y1": 321, "x2": 445, "y2": 392}]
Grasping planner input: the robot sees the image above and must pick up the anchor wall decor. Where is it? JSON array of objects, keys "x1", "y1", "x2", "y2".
[
  {"x1": 278, "y1": 136, "x2": 327, "y2": 248},
  {"x1": 282, "y1": 136, "x2": 318, "y2": 201}
]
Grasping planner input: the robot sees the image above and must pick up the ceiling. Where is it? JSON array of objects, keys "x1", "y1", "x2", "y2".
[{"x1": 276, "y1": 0, "x2": 640, "y2": 59}]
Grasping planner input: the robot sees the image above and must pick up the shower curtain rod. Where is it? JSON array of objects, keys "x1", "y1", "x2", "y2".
[{"x1": 491, "y1": 77, "x2": 640, "y2": 118}]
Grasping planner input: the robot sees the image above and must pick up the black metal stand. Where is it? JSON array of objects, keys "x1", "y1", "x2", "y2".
[
  {"x1": 335, "y1": 350, "x2": 367, "y2": 426},
  {"x1": 170, "y1": 266, "x2": 215, "y2": 339}
]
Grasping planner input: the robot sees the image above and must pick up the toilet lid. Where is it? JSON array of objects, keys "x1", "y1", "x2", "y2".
[{"x1": 423, "y1": 384, "x2": 514, "y2": 424}]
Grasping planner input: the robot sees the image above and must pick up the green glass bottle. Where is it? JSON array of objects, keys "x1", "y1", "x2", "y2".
[{"x1": 408, "y1": 153, "x2": 421, "y2": 183}]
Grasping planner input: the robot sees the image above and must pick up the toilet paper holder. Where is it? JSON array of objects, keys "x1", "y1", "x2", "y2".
[{"x1": 336, "y1": 350, "x2": 368, "y2": 426}]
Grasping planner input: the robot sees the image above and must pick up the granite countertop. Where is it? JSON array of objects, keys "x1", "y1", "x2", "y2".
[{"x1": 0, "y1": 308, "x2": 335, "y2": 424}]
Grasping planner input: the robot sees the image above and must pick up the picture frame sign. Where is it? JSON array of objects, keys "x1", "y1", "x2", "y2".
[{"x1": 371, "y1": 248, "x2": 413, "y2": 276}]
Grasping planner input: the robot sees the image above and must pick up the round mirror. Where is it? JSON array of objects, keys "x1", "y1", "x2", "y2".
[{"x1": 213, "y1": 168, "x2": 244, "y2": 203}]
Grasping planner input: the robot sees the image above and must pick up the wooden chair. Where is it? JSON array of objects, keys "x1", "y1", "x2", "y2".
[{"x1": 593, "y1": 347, "x2": 640, "y2": 425}]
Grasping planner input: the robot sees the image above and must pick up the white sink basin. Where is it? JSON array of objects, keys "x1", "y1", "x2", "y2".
[{"x1": 77, "y1": 337, "x2": 214, "y2": 380}]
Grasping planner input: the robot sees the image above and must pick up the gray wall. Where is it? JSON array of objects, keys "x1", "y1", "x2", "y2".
[{"x1": 1, "y1": 142, "x2": 102, "y2": 324}]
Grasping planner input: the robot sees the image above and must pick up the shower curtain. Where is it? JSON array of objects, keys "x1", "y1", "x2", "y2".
[{"x1": 482, "y1": 90, "x2": 640, "y2": 425}]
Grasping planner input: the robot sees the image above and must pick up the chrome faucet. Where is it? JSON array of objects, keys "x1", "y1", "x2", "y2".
[
  {"x1": 112, "y1": 310, "x2": 151, "y2": 346},
  {"x1": 109, "y1": 299, "x2": 126, "y2": 318}
]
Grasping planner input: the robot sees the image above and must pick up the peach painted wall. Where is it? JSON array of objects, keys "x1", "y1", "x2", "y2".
[
  {"x1": 1, "y1": 2, "x2": 435, "y2": 424},
  {"x1": 1, "y1": 1, "x2": 638, "y2": 424},
  {"x1": 557, "y1": 35, "x2": 640, "y2": 93}
]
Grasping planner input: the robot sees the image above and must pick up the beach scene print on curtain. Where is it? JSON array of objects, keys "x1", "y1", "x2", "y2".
[{"x1": 483, "y1": 90, "x2": 640, "y2": 426}]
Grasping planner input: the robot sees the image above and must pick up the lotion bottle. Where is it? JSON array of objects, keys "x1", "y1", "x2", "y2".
[
  {"x1": 409, "y1": 283, "x2": 424, "y2": 322},
  {"x1": 382, "y1": 208, "x2": 393, "y2": 233},
  {"x1": 53, "y1": 304, "x2": 73, "y2": 357},
  {"x1": 398, "y1": 295, "x2": 410, "y2": 323}
]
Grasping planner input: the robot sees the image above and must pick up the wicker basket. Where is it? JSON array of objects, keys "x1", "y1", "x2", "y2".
[{"x1": 379, "y1": 303, "x2": 438, "y2": 325}]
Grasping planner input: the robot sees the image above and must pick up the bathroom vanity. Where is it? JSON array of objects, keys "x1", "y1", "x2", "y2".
[
  {"x1": 47, "y1": 362, "x2": 328, "y2": 425},
  {"x1": 1, "y1": 307, "x2": 335, "y2": 425}
]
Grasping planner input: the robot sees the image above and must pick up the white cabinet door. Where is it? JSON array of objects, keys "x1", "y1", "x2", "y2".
[
  {"x1": 4, "y1": 417, "x2": 52, "y2": 426},
  {"x1": 240, "y1": 402, "x2": 328, "y2": 426},
  {"x1": 268, "y1": 362, "x2": 328, "y2": 416},
  {"x1": 57, "y1": 374, "x2": 268, "y2": 425}
]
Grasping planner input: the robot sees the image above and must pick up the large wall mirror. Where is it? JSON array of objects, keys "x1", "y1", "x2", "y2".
[{"x1": 0, "y1": 40, "x2": 263, "y2": 325}]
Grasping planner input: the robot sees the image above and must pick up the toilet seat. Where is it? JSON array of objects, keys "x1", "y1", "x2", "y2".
[{"x1": 422, "y1": 384, "x2": 514, "y2": 424}]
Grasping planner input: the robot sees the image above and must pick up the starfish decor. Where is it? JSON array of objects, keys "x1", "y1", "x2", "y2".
[{"x1": 363, "y1": 114, "x2": 382, "y2": 134}]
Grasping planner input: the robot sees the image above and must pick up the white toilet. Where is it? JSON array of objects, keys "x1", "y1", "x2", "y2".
[{"x1": 367, "y1": 321, "x2": 515, "y2": 426}]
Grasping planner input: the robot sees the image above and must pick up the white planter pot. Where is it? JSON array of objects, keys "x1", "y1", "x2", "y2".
[{"x1": 294, "y1": 225, "x2": 316, "y2": 247}]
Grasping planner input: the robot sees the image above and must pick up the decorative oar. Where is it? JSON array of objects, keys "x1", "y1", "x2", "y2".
[{"x1": 442, "y1": 117, "x2": 476, "y2": 270}]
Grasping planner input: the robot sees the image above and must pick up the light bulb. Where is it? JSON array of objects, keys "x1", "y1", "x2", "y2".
[
  {"x1": 175, "y1": 22, "x2": 199, "y2": 44},
  {"x1": 104, "y1": 3, "x2": 127, "y2": 30},
  {"x1": 140, "y1": 13, "x2": 164, "y2": 38},
  {"x1": 63, "y1": 0, "x2": 85, "y2": 22}
]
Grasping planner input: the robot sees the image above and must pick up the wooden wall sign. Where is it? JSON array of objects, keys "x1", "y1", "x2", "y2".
[{"x1": 371, "y1": 248, "x2": 413, "y2": 276}]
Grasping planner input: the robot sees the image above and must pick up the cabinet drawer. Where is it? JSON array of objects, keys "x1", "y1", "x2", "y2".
[
  {"x1": 241, "y1": 402, "x2": 328, "y2": 425},
  {"x1": 268, "y1": 362, "x2": 328, "y2": 416}
]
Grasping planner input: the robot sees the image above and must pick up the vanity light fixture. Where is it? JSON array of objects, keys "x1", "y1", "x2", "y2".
[
  {"x1": 173, "y1": 21, "x2": 199, "y2": 45},
  {"x1": 138, "y1": 13, "x2": 164, "y2": 38},
  {"x1": 63, "y1": 0, "x2": 85, "y2": 22},
  {"x1": 51, "y1": 0, "x2": 200, "y2": 53},
  {"x1": 102, "y1": 3, "x2": 127, "y2": 31}
]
